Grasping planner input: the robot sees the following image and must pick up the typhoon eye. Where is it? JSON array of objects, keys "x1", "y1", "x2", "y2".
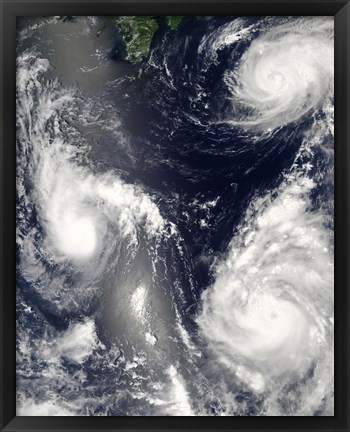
[
  {"x1": 223, "y1": 21, "x2": 334, "y2": 131},
  {"x1": 15, "y1": 15, "x2": 334, "y2": 417}
]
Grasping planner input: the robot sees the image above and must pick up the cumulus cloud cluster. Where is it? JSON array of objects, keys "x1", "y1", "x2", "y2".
[
  {"x1": 223, "y1": 18, "x2": 334, "y2": 130},
  {"x1": 17, "y1": 52, "x2": 166, "y2": 270}
]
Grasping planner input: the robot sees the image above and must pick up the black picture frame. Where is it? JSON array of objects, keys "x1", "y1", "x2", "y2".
[{"x1": 1, "y1": 0, "x2": 349, "y2": 431}]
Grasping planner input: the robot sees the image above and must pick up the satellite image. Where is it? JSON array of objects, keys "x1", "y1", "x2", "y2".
[{"x1": 16, "y1": 16, "x2": 334, "y2": 416}]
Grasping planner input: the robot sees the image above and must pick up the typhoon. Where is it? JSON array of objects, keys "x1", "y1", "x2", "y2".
[{"x1": 16, "y1": 16, "x2": 334, "y2": 416}]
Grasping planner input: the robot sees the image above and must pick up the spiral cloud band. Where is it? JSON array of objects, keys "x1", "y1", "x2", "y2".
[
  {"x1": 17, "y1": 52, "x2": 166, "y2": 269},
  {"x1": 196, "y1": 103, "x2": 334, "y2": 413},
  {"x1": 224, "y1": 18, "x2": 334, "y2": 130},
  {"x1": 16, "y1": 16, "x2": 334, "y2": 417},
  {"x1": 196, "y1": 175, "x2": 333, "y2": 388},
  {"x1": 196, "y1": 18, "x2": 334, "y2": 408}
]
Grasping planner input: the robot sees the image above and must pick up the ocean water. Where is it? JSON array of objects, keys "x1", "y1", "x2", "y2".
[{"x1": 16, "y1": 16, "x2": 334, "y2": 416}]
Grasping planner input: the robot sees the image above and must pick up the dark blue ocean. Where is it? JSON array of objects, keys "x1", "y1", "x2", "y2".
[{"x1": 16, "y1": 16, "x2": 334, "y2": 416}]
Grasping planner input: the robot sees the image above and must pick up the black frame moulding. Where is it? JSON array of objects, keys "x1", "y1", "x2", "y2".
[{"x1": 0, "y1": 0, "x2": 349, "y2": 431}]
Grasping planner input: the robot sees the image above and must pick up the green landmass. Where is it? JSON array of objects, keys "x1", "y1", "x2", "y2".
[
  {"x1": 56, "y1": 16, "x2": 205, "y2": 65},
  {"x1": 112, "y1": 16, "x2": 208, "y2": 65},
  {"x1": 114, "y1": 16, "x2": 159, "y2": 64},
  {"x1": 58, "y1": 16, "x2": 207, "y2": 65},
  {"x1": 96, "y1": 24, "x2": 107, "y2": 37},
  {"x1": 167, "y1": 16, "x2": 184, "y2": 30},
  {"x1": 167, "y1": 16, "x2": 206, "y2": 30}
]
